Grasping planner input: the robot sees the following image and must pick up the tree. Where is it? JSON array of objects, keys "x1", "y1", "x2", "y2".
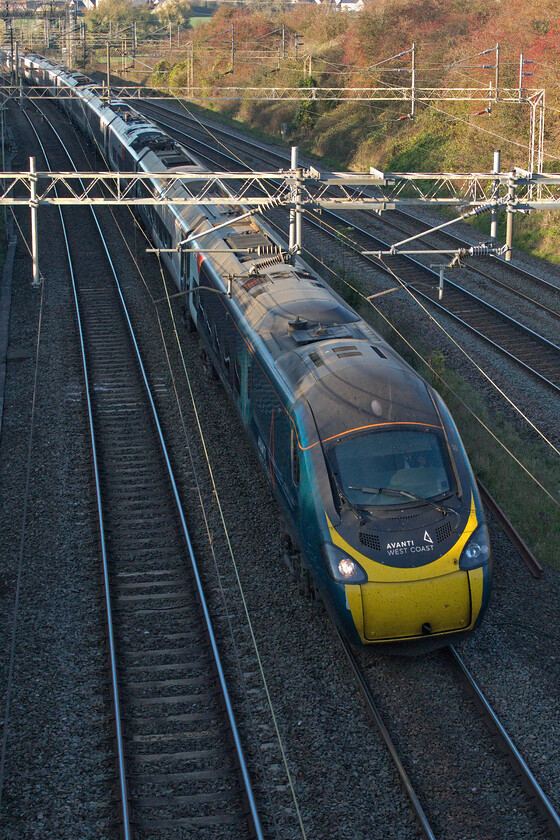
[
  {"x1": 85, "y1": 0, "x2": 158, "y2": 38},
  {"x1": 156, "y1": 0, "x2": 192, "y2": 28}
]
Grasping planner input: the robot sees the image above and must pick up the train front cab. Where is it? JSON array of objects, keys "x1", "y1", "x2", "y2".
[
  {"x1": 328, "y1": 497, "x2": 491, "y2": 653},
  {"x1": 295, "y1": 398, "x2": 492, "y2": 653}
]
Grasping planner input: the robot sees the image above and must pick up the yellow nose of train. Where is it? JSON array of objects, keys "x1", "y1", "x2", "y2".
[{"x1": 327, "y1": 496, "x2": 489, "y2": 650}]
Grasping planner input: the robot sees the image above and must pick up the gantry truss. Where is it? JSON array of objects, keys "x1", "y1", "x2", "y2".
[
  {"x1": 7, "y1": 157, "x2": 560, "y2": 286},
  {"x1": 0, "y1": 84, "x2": 545, "y2": 103},
  {"x1": 2, "y1": 81, "x2": 546, "y2": 176},
  {"x1": 2, "y1": 164, "x2": 560, "y2": 209}
]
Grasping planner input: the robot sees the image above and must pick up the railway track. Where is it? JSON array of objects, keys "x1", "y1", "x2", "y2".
[
  {"x1": 137, "y1": 100, "x2": 560, "y2": 312},
  {"x1": 4, "y1": 72, "x2": 560, "y2": 840},
  {"x1": 376, "y1": 208, "x2": 560, "y2": 319},
  {"x1": 304, "y1": 210, "x2": 560, "y2": 393},
  {"x1": 341, "y1": 634, "x2": 560, "y2": 840},
  {"x1": 24, "y1": 99, "x2": 263, "y2": 839},
  {"x1": 136, "y1": 100, "x2": 560, "y2": 395}
]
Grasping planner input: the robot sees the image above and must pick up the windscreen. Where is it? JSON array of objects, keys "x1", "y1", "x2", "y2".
[{"x1": 327, "y1": 428, "x2": 453, "y2": 507}]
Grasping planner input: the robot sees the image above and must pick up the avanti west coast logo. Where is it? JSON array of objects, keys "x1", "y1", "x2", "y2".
[{"x1": 386, "y1": 531, "x2": 434, "y2": 556}]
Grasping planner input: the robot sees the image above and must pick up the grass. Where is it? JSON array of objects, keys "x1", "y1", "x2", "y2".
[
  {"x1": 468, "y1": 209, "x2": 560, "y2": 265},
  {"x1": 425, "y1": 356, "x2": 560, "y2": 568}
]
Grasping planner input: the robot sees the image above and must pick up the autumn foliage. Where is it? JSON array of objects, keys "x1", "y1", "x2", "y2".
[{"x1": 149, "y1": 0, "x2": 560, "y2": 183}]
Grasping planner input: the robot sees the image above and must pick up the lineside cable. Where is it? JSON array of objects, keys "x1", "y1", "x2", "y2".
[
  {"x1": 303, "y1": 210, "x2": 560, "y2": 461},
  {"x1": 152, "y1": 249, "x2": 309, "y2": 839}
]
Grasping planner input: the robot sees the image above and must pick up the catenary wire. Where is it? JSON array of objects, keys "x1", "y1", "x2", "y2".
[{"x1": 259, "y1": 210, "x2": 560, "y2": 507}]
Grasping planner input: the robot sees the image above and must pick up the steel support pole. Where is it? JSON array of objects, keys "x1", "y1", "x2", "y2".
[
  {"x1": 106, "y1": 42, "x2": 111, "y2": 95},
  {"x1": 30, "y1": 156, "x2": 40, "y2": 287},
  {"x1": 289, "y1": 146, "x2": 298, "y2": 253},
  {"x1": 1, "y1": 104, "x2": 5, "y2": 229},
  {"x1": 490, "y1": 149, "x2": 500, "y2": 240},
  {"x1": 430, "y1": 264, "x2": 445, "y2": 300},
  {"x1": 9, "y1": 26, "x2": 14, "y2": 87},
  {"x1": 295, "y1": 166, "x2": 302, "y2": 254},
  {"x1": 288, "y1": 152, "x2": 303, "y2": 256},
  {"x1": 505, "y1": 172, "x2": 515, "y2": 262},
  {"x1": 410, "y1": 42, "x2": 416, "y2": 119}
]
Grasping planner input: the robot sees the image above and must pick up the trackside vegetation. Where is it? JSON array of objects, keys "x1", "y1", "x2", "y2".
[{"x1": 132, "y1": 0, "x2": 560, "y2": 261}]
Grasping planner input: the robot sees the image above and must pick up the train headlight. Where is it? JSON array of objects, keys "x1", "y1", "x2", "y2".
[
  {"x1": 322, "y1": 544, "x2": 368, "y2": 584},
  {"x1": 459, "y1": 523, "x2": 490, "y2": 570}
]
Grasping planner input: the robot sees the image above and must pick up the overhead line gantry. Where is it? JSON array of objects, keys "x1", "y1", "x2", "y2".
[{"x1": 3, "y1": 155, "x2": 560, "y2": 285}]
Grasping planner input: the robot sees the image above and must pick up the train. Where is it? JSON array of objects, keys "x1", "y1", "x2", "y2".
[{"x1": 4, "y1": 50, "x2": 492, "y2": 652}]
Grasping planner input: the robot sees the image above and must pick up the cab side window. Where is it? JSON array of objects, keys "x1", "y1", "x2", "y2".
[{"x1": 291, "y1": 430, "x2": 300, "y2": 487}]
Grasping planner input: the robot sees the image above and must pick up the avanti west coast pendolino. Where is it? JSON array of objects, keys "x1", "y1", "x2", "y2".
[{"x1": 8, "y1": 50, "x2": 492, "y2": 652}]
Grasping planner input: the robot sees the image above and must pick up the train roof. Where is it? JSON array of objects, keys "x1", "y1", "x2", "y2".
[
  {"x1": 277, "y1": 340, "x2": 441, "y2": 442},
  {"x1": 238, "y1": 268, "x2": 359, "y2": 334}
]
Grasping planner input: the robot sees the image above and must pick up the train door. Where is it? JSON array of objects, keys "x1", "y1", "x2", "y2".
[
  {"x1": 183, "y1": 247, "x2": 199, "y2": 327},
  {"x1": 180, "y1": 247, "x2": 191, "y2": 324}
]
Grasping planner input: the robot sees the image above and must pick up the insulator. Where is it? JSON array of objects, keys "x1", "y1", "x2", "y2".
[
  {"x1": 253, "y1": 252, "x2": 285, "y2": 270},
  {"x1": 471, "y1": 203, "x2": 494, "y2": 217},
  {"x1": 469, "y1": 245, "x2": 492, "y2": 256},
  {"x1": 259, "y1": 195, "x2": 284, "y2": 212}
]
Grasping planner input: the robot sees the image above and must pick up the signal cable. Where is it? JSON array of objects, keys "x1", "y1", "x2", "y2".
[
  {"x1": 31, "y1": 98, "x2": 304, "y2": 838},
  {"x1": 152, "y1": 249, "x2": 309, "y2": 840}
]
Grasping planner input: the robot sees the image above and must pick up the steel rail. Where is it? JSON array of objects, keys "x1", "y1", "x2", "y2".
[
  {"x1": 476, "y1": 480, "x2": 544, "y2": 579},
  {"x1": 139, "y1": 103, "x2": 560, "y2": 396},
  {"x1": 141, "y1": 113, "x2": 557, "y2": 581},
  {"x1": 448, "y1": 645, "x2": 560, "y2": 839},
  {"x1": 387, "y1": 204, "x2": 560, "y2": 294},
  {"x1": 369, "y1": 208, "x2": 560, "y2": 318},
  {"x1": 139, "y1": 112, "x2": 560, "y2": 393},
  {"x1": 110, "y1": 94, "x2": 560, "y2": 832},
  {"x1": 337, "y1": 631, "x2": 437, "y2": 840},
  {"x1": 25, "y1": 98, "x2": 265, "y2": 839},
  {"x1": 20, "y1": 107, "x2": 134, "y2": 840},
  {"x1": 340, "y1": 626, "x2": 560, "y2": 840}
]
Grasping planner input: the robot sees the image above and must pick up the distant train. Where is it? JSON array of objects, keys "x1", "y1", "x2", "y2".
[{"x1": 5, "y1": 50, "x2": 492, "y2": 652}]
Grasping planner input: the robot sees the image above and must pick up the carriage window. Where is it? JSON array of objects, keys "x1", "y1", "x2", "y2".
[
  {"x1": 233, "y1": 359, "x2": 241, "y2": 394},
  {"x1": 180, "y1": 247, "x2": 191, "y2": 283},
  {"x1": 291, "y1": 430, "x2": 300, "y2": 486}
]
